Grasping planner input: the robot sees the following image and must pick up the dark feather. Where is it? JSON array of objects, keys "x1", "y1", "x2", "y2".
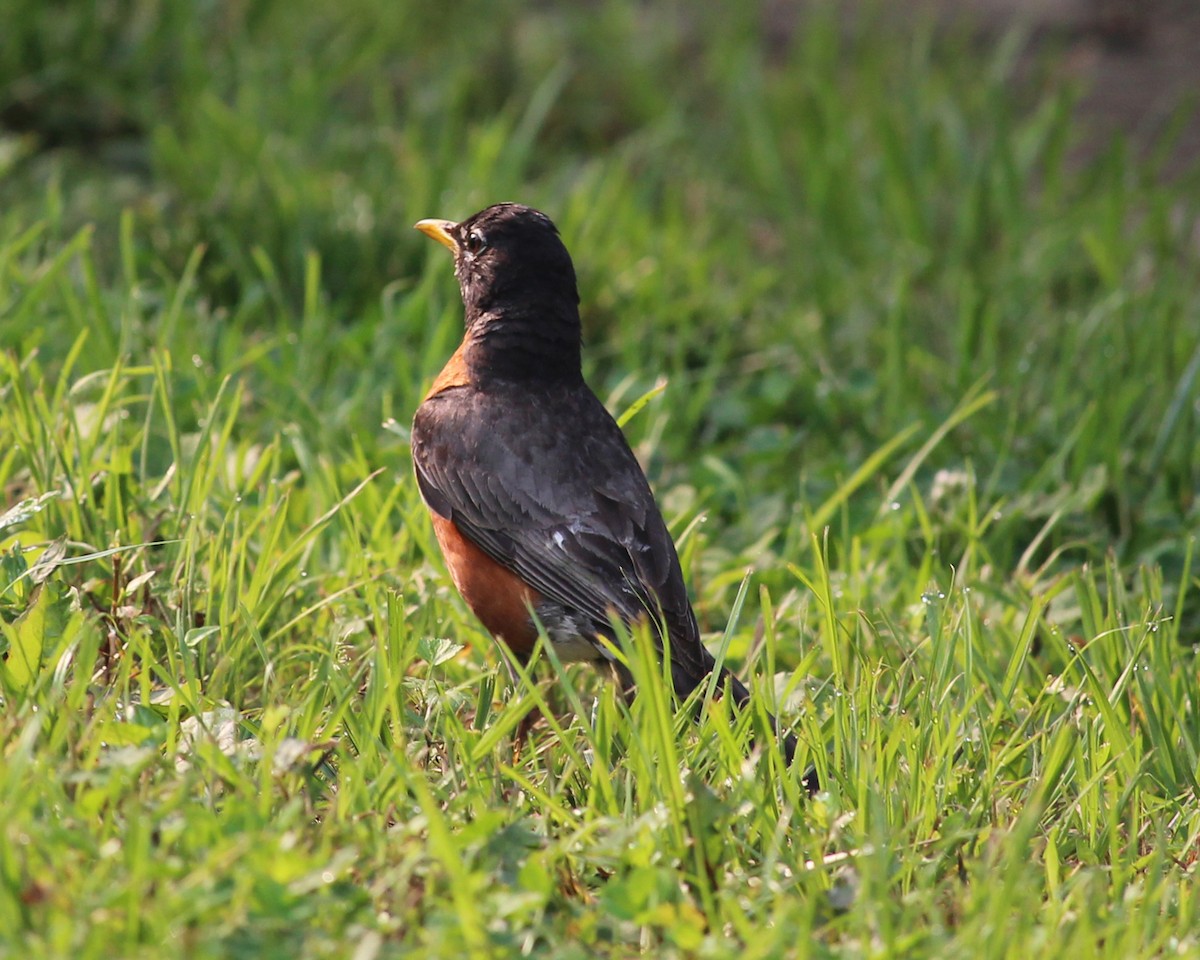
[{"x1": 412, "y1": 378, "x2": 716, "y2": 692}]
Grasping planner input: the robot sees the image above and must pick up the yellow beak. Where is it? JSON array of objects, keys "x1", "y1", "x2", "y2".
[{"x1": 414, "y1": 219, "x2": 459, "y2": 252}]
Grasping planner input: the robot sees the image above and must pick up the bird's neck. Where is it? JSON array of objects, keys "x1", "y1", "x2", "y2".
[{"x1": 464, "y1": 305, "x2": 583, "y2": 385}]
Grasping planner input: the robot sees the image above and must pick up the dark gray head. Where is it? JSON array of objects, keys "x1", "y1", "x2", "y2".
[
  {"x1": 416, "y1": 203, "x2": 579, "y2": 323},
  {"x1": 415, "y1": 203, "x2": 582, "y2": 381}
]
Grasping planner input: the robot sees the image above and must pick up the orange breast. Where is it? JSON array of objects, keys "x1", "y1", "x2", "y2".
[
  {"x1": 424, "y1": 342, "x2": 471, "y2": 400},
  {"x1": 429, "y1": 513, "x2": 541, "y2": 660}
]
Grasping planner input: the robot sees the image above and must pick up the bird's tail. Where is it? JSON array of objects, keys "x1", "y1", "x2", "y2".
[{"x1": 673, "y1": 659, "x2": 820, "y2": 795}]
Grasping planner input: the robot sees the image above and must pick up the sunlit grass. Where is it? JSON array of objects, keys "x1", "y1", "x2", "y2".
[{"x1": 1, "y1": 2, "x2": 1198, "y2": 957}]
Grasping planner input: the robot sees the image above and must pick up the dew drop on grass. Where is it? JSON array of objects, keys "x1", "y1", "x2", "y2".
[
  {"x1": 192, "y1": 354, "x2": 203, "y2": 367},
  {"x1": 890, "y1": 501, "x2": 901, "y2": 511},
  {"x1": 235, "y1": 495, "x2": 242, "y2": 503}
]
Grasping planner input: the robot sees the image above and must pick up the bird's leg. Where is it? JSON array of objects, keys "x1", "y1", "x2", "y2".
[
  {"x1": 607, "y1": 660, "x2": 637, "y2": 706},
  {"x1": 501, "y1": 650, "x2": 544, "y2": 765},
  {"x1": 513, "y1": 710, "x2": 537, "y2": 765}
]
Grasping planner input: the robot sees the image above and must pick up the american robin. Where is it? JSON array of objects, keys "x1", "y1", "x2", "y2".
[{"x1": 412, "y1": 203, "x2": 815, "y2": 790}]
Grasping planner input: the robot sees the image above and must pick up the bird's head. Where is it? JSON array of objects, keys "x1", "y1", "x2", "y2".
[{"x1": 415, "y1": 203, "x2": 580, "y2": 326}]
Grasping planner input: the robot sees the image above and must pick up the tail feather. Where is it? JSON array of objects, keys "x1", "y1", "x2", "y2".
[{"x1": 672, "y1": 659, "x2": 820, "y2": 795}]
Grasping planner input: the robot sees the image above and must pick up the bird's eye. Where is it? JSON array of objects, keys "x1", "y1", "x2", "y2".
[{"x1": 464, "y1": 230, "x2": 487, "y2": 255}]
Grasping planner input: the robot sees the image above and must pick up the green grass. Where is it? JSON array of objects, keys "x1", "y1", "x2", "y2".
[{"x1": 2, "y1": 2, "x2": 1199, "y2": 957}]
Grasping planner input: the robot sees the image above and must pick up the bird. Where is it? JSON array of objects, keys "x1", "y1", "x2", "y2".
[{"x1": 411, "y1": 203, "x2": 816, "y2": 790}]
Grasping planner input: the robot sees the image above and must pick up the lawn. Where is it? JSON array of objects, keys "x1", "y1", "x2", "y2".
[{"x1": 1, "y1": 2, "x2": 1198, "y2": 957}]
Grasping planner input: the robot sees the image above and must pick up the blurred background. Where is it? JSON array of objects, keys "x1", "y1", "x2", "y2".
[
  {"x1": 3, "y1": 5, "x2": 1200, "y2": 953},
  {"x1": 2, "y1": 0, "x2": 1198, "y2": 617}
]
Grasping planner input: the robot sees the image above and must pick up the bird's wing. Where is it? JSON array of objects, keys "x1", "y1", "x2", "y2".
[{"x1": 412, "y1": 385, "x2": 712, "y2": 684}]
